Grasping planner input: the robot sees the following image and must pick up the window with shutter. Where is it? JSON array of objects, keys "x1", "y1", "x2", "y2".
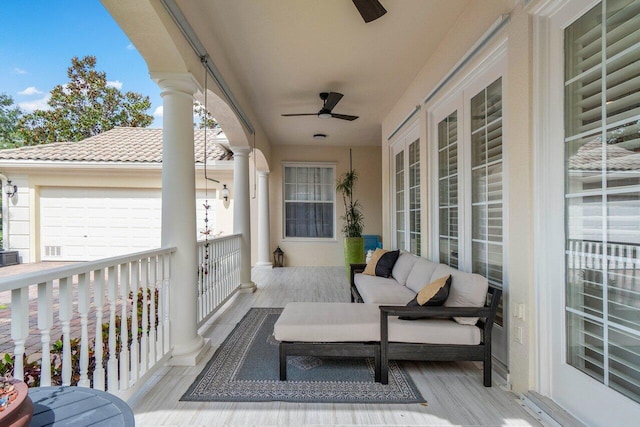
[
  {"x1": 471, "y1": 77, "x2": 505, "y2": 327},
  {"x1": 438, "y1": 111, "x2": 459, "y2": 268},
  {"x1": 564, "y1": 0, "x2": 640, "y2": 403},
  {"x1": 392, "y1": 125, "x2": 421, "y2": 255}
]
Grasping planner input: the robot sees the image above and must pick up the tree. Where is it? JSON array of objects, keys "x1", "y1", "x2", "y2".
[
  {"x1": 18, "y1": 56, "x2": 153, "y2": 145},
  {"x1": 0, "y1": 93, "x2": 24, "y2": 148},
  {"x1": 193, "y1": 101, "x2": 219, "y2": 130}
]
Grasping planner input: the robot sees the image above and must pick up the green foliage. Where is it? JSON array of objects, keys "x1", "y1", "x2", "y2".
[
  {"x1": 194, "y1": 101, "x2": 220, "y2": 130},
  {"x1": 0, "y1": 93, "x2": 24, "y2": 148},
  {"x1": 336, "y1": 169, "x2": 364, "y2": 238},
  {"x1": 17, "y1": 56, "x2": 153, "y2": 145}
]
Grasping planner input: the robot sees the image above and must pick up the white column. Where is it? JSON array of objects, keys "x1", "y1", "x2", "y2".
[
  {"x1": 232, "y1": 146, "x2": 257, "y2": 292},
  {"x1": 256, "y1": 171, "x2": 272, "y2": 267},
  {"x1": 153, "y1": 72, "x2": 208, "y2": 365}
]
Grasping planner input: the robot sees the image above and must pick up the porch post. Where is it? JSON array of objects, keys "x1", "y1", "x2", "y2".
[
  {"x1": 153, "y1": 72, "x2": 208, "y2": 365},
  {"x1": 256, "y1": 171, "x2": 272, "y2": 267},
  {"x1": 232, "y1": 146, "x2": 257, "y2": 292}
]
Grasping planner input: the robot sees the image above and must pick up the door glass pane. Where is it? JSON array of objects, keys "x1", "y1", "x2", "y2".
[
  {"x1": 566, "y1": 132, "x2": 603, "y2": 193},
  {"x1": 565, "y1": 0, "x2": 640, "y2": 403},
  {"x1": 471, "y1": 78, "x2": 504, "y2": 326},
  {"x1": 438, "y1": 111, "x2": 458, "y2": 266}
]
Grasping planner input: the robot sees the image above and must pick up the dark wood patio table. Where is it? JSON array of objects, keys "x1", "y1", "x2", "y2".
[{"x1": 29, "y1": 386, "x2": 134, "y2": 426}]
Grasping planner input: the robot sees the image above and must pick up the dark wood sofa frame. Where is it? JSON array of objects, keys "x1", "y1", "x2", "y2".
[{"x1": 350, "y1": 263, "x2": 503, "y2": 387}]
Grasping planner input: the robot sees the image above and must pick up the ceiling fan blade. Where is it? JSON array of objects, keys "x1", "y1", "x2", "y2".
[
  {"x1": 323, "y1": 92, "x2": 344, "y2": 111},
  {"x1": 352, "y1": 0, "x2": 387, "y2": 23},
  {"x1": 281, "y1": 113, "x2": 318, "y2": 117},
  {"x1": 331, "y1": 113, "x2": 359, "y2": 121}
]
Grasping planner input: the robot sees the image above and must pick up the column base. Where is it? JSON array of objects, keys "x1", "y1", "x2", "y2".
[
  {"x1": 169, "y1": 336, "x2": 210, "y2": 366},
  {"x1": 254, "y1": 262, "x2": 273, "y2": 268},
  {"x1": 239, "y1": 281, "x2": 257, "y2": 293}
]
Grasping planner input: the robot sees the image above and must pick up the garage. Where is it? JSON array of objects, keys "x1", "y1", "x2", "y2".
[
  {"x1": 40, "y1": 187, "x2": 215, "y2": 261},
  {"x1": 40, "y1": 187, "x2": 162, "y2": 261}
]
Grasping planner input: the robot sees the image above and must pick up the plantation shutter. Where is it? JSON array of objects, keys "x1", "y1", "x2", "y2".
[{"x1": 564, "y1": 0, "x2": 640, "y2": 404}]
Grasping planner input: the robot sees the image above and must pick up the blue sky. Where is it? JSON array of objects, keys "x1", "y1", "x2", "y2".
[{"x1": 1, "y1": 1, "x2": 163, "y2": 127}]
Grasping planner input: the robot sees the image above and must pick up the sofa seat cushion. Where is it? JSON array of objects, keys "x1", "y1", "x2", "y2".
[
  {"x1": 354, "y1": 274, "x2": 416, "y2": 304},
  {"x1": 274, "y1": 302, "x2": 380, "y2": 342},
  {"x1": 388, "y1": 318, "x2": 481, "y2": 345}
]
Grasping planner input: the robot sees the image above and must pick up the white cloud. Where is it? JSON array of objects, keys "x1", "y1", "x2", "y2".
[
  {"x1": 14, "y1": 67, "x2": 27, "y2": 75},
  {"x1": 106, "y1": 80, "x2": 123, "y2": 90},
  {"x1": 18, "y1": 86, "x2": 43, "y2": 96},
  {"x1": 19, "y1": 95, "x2": 51, "y2": 112},
  {"x1": 153, "y1": 106, "x2": 163, "y2": 119},
  {"x1": 126, "y1": 43, "x2": 136, "y2": 51}
]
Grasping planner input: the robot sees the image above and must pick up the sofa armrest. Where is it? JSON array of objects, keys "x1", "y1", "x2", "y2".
[
  {"x1": 379, "y1": 305, "x2": 493, "y2": 318},
  {"x1": 349, "y1": 263, "x2": 367, "y2": 287}
]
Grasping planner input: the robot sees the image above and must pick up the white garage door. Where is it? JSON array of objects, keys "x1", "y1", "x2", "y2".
[{"x1": 40, "y1": 188, "x2": 163, "y2": 261}]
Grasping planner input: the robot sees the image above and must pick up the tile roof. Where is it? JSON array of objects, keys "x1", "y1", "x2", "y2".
[
  {"x1": 0, "y1": 127, "x2": 232, "y2": 163},
  {"x1": 569, "y1": 138, "x2": 640, "y2": 171}
]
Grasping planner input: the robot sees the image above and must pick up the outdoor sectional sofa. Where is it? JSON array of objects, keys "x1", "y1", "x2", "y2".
[{"x1": 274, "y1": 251, "x2": 502, "y2": 386}]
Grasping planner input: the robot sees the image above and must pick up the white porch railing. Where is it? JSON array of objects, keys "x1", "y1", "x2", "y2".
[
  {"x1": 0, "y1": 247, "x2": 176, "y2": 399},
  {"x1": 196, "y1": 234, "x2": 241, "y2": 327}
]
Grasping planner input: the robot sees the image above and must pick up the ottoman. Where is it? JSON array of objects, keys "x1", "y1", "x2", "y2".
[{"x1": 274, "y1": 302, "x2": 382, "y2": 382}]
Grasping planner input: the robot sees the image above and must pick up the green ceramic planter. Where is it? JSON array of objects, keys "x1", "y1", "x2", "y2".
[{"x1": 344, "y1": 237, "x2": 365, "y2": 273}]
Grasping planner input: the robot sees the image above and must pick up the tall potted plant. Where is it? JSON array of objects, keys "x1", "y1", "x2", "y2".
[{"x1": 336, "y1": 168, "x2": 365, "y2": 272}]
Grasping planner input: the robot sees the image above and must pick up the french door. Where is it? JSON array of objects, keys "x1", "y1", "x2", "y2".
[
  {"x1": 535, "y1": 0, "x2": 640, "y2": 424},
  {"x1": 431, "y1": 54, "x2": 508, "y2": 366}
]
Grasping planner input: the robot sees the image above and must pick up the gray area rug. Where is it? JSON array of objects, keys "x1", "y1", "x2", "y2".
[{"x1": 181, "y1": 307, "x2": 425, "y2": 403}]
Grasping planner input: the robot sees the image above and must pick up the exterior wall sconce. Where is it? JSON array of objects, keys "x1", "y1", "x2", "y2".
[
  {"x1": 273, "y1": 246, "x2": 284, "y2": 268},
  {"x1": 221, "y1": 184, "x2": 230, "y2": 202},
  {"x1": 5, "y1": 180, "x2": 17, "y2": 199}
]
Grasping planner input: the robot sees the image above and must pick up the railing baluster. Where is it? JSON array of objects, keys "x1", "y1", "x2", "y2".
[
  {"x1": 58, "y1": 277, "x2": 73, "y2": 386},
  {"x1": 162, "y1": 254, "x2": 171, "y2": 354},
  {"x1": 107, "y1": 266, "x2": 118, "y2": 392},
  {"x1": 37, "y1": 281, "x2": 53, "y2": 386},
  {"x1": 93, "y1": 269, "x2": 105, "y2": 390},
  {"x1": 119, "y1": 263, "x2": 130, "y2": 390},
  {"x1": 10, "y1": 287, "x2": 29, "y2": 381},
  {"x1": 78, "y1": 272, "x2": 90, "y2": 388},
  {"x1": 130, "y1": 260, "x2": 140, "y2": 383},
  {"x1": 149, "y1": 256, "x2": 157, "y2": 364},
  {"x1": 141, "y1": 258, "x2": 149, "y2": 374}
]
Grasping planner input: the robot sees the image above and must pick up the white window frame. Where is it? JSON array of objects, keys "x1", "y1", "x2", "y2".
[
  {"x1": 282, "y1": 162, "x2": 337, "y2": 242},
  {"x1": 390, "y1": 121, "x2": 421, "y2": 254}
]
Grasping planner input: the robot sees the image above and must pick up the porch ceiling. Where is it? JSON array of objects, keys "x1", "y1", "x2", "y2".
[{"x1": 174, "y1": 0, "x2": 471, "y2": 147}]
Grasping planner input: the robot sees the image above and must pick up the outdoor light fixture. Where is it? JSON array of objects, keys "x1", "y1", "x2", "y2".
[
  {"x1": 5, "y1": 180, "x2": 17, "y2": 199},
  {"x1": 221, "y1": 184, "x2": 230, "y2": 202},
  {"x1": 313, "y1": 133, "x2": 327, "y2": 140}
]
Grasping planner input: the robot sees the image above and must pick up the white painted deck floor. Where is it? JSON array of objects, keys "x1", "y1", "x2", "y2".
[{"x1": 130, "y1": 266, "x2": 544, "y2": 426}]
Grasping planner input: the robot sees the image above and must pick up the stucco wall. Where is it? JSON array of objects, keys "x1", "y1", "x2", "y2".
[
  {"x1": 380, "y1": 1, "x2": 533, "y2": 394},
  {"x1": 1, "y1": 165, "x2": 234, "y2": 263},
  {"x1": 265, "y1": 145, "x2": 382, "y2": 267}
]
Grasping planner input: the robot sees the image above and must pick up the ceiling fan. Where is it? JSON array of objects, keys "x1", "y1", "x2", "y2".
[
  {"x1": 352, "y1": 0, "x2": 387, "y2": 23},
  {"x1": 282, "y1": 92, "x2": 359, "y2": 121}
]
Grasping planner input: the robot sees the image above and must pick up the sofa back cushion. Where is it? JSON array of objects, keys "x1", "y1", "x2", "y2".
[
  {"x1": 432, "y1": 264, "x2": 489, "y2": 325},
  {"x1": 405, "y1": 257, "x2": 440, "y2": 293},
  {"x1": 391, "y1": 252, "x2": 418, "y2": 286}
]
